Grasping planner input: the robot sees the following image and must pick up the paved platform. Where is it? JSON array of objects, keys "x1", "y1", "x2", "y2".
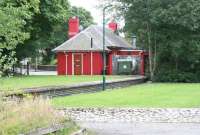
[{"x1": 79, "y1": 122, "x2": 200, "y2": 135}]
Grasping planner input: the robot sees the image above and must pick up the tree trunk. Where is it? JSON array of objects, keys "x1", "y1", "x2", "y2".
[
  {"x1": 153, "y1": 33, "x2": 157, "y2": 74},
  {"x1": 147, "y1": 23, "x2": 154, "y2": 80}
]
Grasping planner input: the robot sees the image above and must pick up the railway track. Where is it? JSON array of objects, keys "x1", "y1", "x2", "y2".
[{"x1": 23, "y1": 76, "x2": 147, "y2": 98}]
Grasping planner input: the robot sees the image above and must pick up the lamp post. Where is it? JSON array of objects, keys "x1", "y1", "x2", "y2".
[{"x1": 102, "y1": 5, "x2": 112, "y2": 90}]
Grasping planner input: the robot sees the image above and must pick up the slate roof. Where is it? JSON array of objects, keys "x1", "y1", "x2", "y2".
[{"x1": 53, "y1": 25, "x2": 133, "y2": 52}]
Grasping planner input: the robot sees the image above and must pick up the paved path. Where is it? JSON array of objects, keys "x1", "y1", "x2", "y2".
[
  {"x1": 15, "y1": 68, "x2": 57, "y2": 75},
  {"x1": 79, "y1": 122, "x2": 200, "y2": 135},
  {"x1": 28, "y1": 70, "x2": 57, "y2": 75}
]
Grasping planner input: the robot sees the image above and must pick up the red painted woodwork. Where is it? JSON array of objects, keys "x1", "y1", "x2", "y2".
[
  {"x1": 74, "y1": 54, "x2": 82, "y2": 75},
  {"x1": 57, "y1": 52, "x2": 66, "y2": 75},
  {"x1": 83, "y1": 53, "x2": 91, "y2": 75},
  {"x1": 92, "y1": 52, "x2": 103, "y2": 75},
  {"x1": 107, "y1": 52, "x2": 113, "y2": 75},
  {"x1": 108, "y1": 21, "x2": 118, "y2": 32},
  {"x1": 67, "y1": 52, "x2": 72, "y2": 75},
  {"x1": 68, "y1": 17, "x2": 79, "y2": 38},
  {"x1": 56, "y1": 50, "x2": 147, "y2": 76},
  {"x1": 116, "y1": 51, "x2": 140, "y2": 56}
]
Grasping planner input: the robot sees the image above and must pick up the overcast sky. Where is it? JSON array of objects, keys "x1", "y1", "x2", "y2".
[
  {"x1": 69, "y1": 0, "x2": 102, "y2": 24},
  {"x1": 68, "y1": 0, "x2": 125, "y2": 35}
]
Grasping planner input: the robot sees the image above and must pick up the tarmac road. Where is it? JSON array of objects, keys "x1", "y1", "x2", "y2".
[{"x1": 79, "y1": 122, "x2": 200, "y2": 135}]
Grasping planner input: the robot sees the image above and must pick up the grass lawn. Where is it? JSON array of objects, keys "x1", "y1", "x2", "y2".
[
  {"x1": 52, "y1": 83, "x2": 200, "y2": 108},
  {"x1": 0, "y1": 75, "x2": 125, "y2": 92}
]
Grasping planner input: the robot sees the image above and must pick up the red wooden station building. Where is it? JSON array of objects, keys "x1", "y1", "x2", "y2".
[{"x1": 53, "y1": 17, "x2": 148, "y2": 76}]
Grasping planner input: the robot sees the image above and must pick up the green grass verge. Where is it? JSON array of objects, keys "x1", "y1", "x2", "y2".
[
  {"x1": 52, "y1": 83, "x2": 200, "y2": 108},
  {"x1": 0, "y1": 75, "x2": 125, "y2": 92}
]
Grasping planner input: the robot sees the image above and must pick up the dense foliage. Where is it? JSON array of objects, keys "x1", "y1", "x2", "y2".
[
  {"x1": 0, "y1": 0, "x2": 40, "y2": 76},
  {"x1": 16, "y1": 0, "x2": 93, "y2": 64},
  {"x1": 0, "y1": 0, "x2": 93, "y2": 76},
  {"x1": 107, "y1": 0, "x2": 200, "y2": 82}
]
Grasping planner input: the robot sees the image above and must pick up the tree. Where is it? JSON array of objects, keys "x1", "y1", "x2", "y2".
[
  {"x1": 104, "y1": 0, "x2": 160, "y2": 80},
  {"x1": 16, "y1": 0, "x2": 94, "y2": 64},
  {"x1": 71, "y1": 6, "x2": 94, "y2": 28},
  {"x1": 15, "y1": 0, "x2": 71, "y2": 64},
  {"x1": 0, "y1": 0, "x2": 94, "y2": 75},
  {"x1": 0, "y1": 0, "x2": 39, "y2": 76},
  {"x1": 103, "y1": 0, "x2": 200, "y2": 82}
]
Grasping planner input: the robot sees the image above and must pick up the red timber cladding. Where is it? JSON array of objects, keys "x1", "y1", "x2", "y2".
[
  {"x1": 83, "y1": 53, "x2": 91, "y2": 75},
  {"x1": 92, "y1": 52, "x2": 103, "y2": 75},
  {"x1": 57, "y1": 52, "x2": 66, "y2": 75},
  {"x1": 65, "y1": 52, "x2": 103, "y2": 75},
  {"x1": 66, "y1": 52, "x2": 72, "y2": 75},
  {"x1": 107, "y1": 52, "x2": 113, "y2": 75}
]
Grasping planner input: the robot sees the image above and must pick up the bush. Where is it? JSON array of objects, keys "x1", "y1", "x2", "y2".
[
  {"x1": 0, "y1": 50, "x2": 17, "y2": 77},
  {"x1": 154, "y1": 69, "x2": 199, "y2": 83}
]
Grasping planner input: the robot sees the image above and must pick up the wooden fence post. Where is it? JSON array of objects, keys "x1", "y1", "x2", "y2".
[{"x1": 27, "y1": 62, "x2": 29, "y2": 75}]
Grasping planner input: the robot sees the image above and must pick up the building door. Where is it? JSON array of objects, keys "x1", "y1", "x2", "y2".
[{"x1": 74, "y1": 54, "x2": 82, "y2": 75}]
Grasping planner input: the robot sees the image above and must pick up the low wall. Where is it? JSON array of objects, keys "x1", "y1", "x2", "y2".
[{"x1": 60, "y1": 108, "x2": 200, "y2": 123}]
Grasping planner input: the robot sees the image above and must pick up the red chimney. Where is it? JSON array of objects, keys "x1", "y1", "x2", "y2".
[
  {"x1": 68, "y1": 16, "x2": 79, "y2": 38},
  {"x1": 108, "y1": 21, "x2": 118, "y2": 32}
]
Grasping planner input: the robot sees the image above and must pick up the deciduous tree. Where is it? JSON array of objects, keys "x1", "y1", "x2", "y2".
[
  {"x1": 103, "y1": 0, "x2": 200, "y2": 82},
  {"x1": 0, "y1": 0, "x2": 39, "y2": 76}
]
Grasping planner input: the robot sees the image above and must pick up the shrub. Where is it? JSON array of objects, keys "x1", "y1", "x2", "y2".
[{"x1": 154, "y1": 69, "x2": 199, "y2": 83}]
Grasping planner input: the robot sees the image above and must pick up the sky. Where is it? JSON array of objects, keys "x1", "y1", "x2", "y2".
[
  {"x1": 69, "y1": 0, "x2": 102, "y2": 24},
  {"x1": 68, "y1": 0, "x2": 125, "y2": 36}
]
